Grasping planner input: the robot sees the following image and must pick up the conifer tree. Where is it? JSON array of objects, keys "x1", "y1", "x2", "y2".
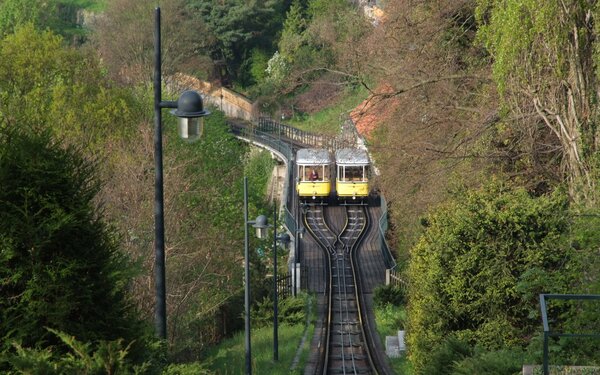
[{"x1": 0, "y1": 128, "x2": 147, "y2": 357}]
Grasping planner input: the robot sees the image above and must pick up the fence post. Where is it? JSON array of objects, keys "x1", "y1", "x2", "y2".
[
  {"x1": 543, "y1": 331, "x2": 549, "y2": 375},
  {"x1": 385, "y1": 269, "x2": 390, "y2": 286}
]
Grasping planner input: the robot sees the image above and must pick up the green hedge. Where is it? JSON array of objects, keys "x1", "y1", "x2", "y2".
[{"x1": 407, "y1": 181, "x2": 577, "y2": 373}]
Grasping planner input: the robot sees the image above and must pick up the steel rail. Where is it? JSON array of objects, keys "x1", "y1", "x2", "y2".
[{"x1": 304, "y1": 205, "x2": 377, "y2": 375}]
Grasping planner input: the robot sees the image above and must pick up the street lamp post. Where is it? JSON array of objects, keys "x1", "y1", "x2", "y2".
[
  {"x1": 243, "y1": 177, "x2": 268, "y2": 375},
  {"x1": 294, "y1": 204, "x2": 307, "y2": 297},
  {"x1": 153, "y1": 6, "x2": 210, "y2": 339},
  {"x1": 243, "y1": 177, "x2": 289, "y2": 371},
  {"x1": 271, "y1": 204, "x2": 290, "y2": 362}
]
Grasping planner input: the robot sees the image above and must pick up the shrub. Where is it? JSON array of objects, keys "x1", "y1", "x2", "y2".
[
  {"x1": 407, "y1": 181, "x2": 576, "y2": 373},
  {"x1": 422, "y1": 336, "x2": 473, "y2": 375},
  {"x1": 0, "y1": 129, "x2": 151, "y2": 369},
  {"x1": 251, "y1": 295, "x2": 306, "y2": 328},
  {"x1": 3, "y1": 328, "x2": 154, "y2": 374},
  {"x1": 452, "y1": 348, "x2": 524, "y2": 375},
  {"x1": 374, "y1": 284, "x2": 406, "y2": 307}
]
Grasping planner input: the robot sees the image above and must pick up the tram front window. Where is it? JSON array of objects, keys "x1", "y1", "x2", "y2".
[
  {"x1": 301, "y1": 165, "x2": 328, "y2": 182},
  {"x1": 343, "y1": 166, "x2": 364, "y2": 182}
]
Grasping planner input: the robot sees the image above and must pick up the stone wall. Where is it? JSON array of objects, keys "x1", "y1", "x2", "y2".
[{"x1": 170, "y1": 73, "x2": 255, "y2": 121}]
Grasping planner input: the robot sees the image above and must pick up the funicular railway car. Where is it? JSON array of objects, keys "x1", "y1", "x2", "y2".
[
  {"x1": 335, "y1": 148, "x2": 370, "y2": 203},
  {"x1": 296, "y1": 148, "x2": 332, "y2": 204}
]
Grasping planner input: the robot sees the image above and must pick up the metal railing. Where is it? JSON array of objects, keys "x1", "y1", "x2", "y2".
[
  {"x1": 229, "y1": 121, "x2": 297, "y2": 234},
  {"x1": 276, "y1": 273, "x2": 293, "y2": 300},
  {"x1": 539, "y1": 294, "x2": 600, "y2": 375},
  {"x1": 379, "y1": 195, "x2": 396, "y2": 270},
  {"x1": 257, "y1": 117, "x2": 355, "y2": 152}
]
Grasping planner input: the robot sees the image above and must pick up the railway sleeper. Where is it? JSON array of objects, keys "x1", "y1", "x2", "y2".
[
  {"x1": 332, "y1": 302, "x2": 358, "y2": 310},
  {"x1": 333, "y1": 284, "x2": 354, "y2": 294},
  {"x1": 330, "y1": 267, "x2": 352, "y2": 272},
  {"x1": 332, "y1": 330, "x2": 361, "y2": 335},
  {"x1": 330, "y1": 354, "x2": 368, "y2": 360},
  {"x1": 332, "y1": 300, "x2": 357, "y2": 308},
  {"x1": 334, "y1": 295, "x2": 356, "y2": 300},
  {"x1": 330, "y1": 341, "x2": 365, "y2": 348},
  {"x1": 331, "y1": 274, "x2": 354, "y2": 279},
  {"x1": 328, "y1": 367, "x2": 372, "y2": 374},
  {"x1": 332, "y1": 320, "x2": 359, "y2": 325}
]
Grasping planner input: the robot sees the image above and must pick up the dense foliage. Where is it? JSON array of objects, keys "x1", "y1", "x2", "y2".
[
  {"x1": 0, "y1": 24, "x2": 138, "y2": 146},
  {"x1": 0, "y1": 16, "x2": 278, "y2": 369},
  {"x1": 407, "y1": 182, "x2": 577, "y2": 372},
  {"x1": 189, "y1": 0, "x2": 288, "y2": 86},
  {"x1": 0, "y1": 129, "x2": 153, "y2": 371},
  {"x1": 475, "y1": 0, "x2": 600, "y2": 201},
  {"x1": 0, "y1": 0, "x2": 95, "y2": 40}
]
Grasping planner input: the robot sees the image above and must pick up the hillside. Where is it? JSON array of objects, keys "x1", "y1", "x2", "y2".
[{"x1": 0, "y1": 0, "x2": 599, "y2": 373}]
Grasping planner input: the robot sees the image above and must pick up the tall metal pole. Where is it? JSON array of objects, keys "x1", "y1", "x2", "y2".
[
  {"x1": 272, "y1": 204, "x2": 279, "y2": 361},
  {"x1": 243, "y1": 177, "x2": 252, "y2": 375},
  {"x1": 153, "y1": 7, "x2": 167, "y2": 340},
  {"x1": 543, "y1": 332, "x2": 549, "y2": 375},
  {"x1": 293, "y1": 233, "x2": 297, "y2": 297}
]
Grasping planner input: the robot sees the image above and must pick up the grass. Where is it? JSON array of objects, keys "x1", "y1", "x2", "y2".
[
  {"x1": 204, "y1": 293, "x2": 316, "y2": 375},
  {"x1": 287, "y1": 86, "x2": 368, "y2": 136},
  {"x1": 374, "y1": 303, "x2": 412, "y2": 374},
  {"x1": 64, "y1": 0, "x2": 107, "y2": 12}
]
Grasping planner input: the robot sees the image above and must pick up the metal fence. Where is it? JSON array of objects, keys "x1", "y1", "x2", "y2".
[
  {"x1": 257, "y1": 117, "x2": 355, "y2": 152},
  {"x1": 379, "y1": 195, "x2": 396, "y2": 270},
  {"x1": 276, "y1": 273, "x2": 293, "y2": 300},
  {"x1": 229, "y1": 121, "x2": 297, "y2": 233},
  {"x1": 539, "y1": 294, "x2": 600, "y2": 375}
]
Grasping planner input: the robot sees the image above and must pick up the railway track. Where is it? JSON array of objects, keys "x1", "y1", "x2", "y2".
[{"x1": 304, "y1": 205, "x2": 378, "y2": 375}]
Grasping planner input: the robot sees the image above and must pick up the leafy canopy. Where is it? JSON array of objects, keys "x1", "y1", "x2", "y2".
[
  {"x1": 0, "y1": 24, "x2": 138, "y2": 149},
  {"x1": 0, "y1": 128, "x2": 148, "y2": 360},
  {"x1": 407, "y1": 181, "x2": 576, "y2": 373}
]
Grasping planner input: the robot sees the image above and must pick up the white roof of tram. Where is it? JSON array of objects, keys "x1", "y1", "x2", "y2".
[
  {"x1": 296, "y1": 148, "x2": 332, "y2": 165},
  {"x1": 335, "y1": 148, "x2": 369, "y2": 165}
]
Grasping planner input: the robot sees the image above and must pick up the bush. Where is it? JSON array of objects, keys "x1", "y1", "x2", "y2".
[
  {"x1": 0, "y1": 129, "x2": 151, "y2": 369},
  {"x1": 250, "y1": 295, "x2": 306, "y2": 328},
  {"x1": 374, "y1": 284, "x2": 406, "y2": 307},
  {"x1": 407, "y1": 181, "x2": 576, "y2": 373},
  {"x1": 422, "y1": 336, "x2": 473, "y2": 375},
  {"x1": 3, "y1": 328, "x2": 155, "y2": 375},
  {"x1": 452, "y1": 348, "x2": 524, "y2": 375},
  {"x1": 422, "y1": 335, "x2": 525, "y2": 375}
]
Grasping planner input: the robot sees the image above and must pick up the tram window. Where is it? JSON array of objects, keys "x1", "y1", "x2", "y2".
[
  {"x1": 300, "y1": 165, "x2": 308, "y2": 182},
  {"x1": 301, "y1": 165, "x2": 327, "y2": 182},
  {"x1": 339, "y1": 166, "x2": 367, "y2": 182},
  {"x1": 322, "y1": 165, "x2": 330, "y2": 181}
]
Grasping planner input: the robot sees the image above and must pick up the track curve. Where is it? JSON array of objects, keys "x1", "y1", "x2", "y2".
[{"x1": 304, "y1": 205, "x2": 378, "y2": 375}]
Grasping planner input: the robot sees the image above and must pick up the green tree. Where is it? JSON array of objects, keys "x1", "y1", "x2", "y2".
[
  {"x1": 0, "y1": 0, "x2": 91, "y2": 41},
  {"x1": 268, "y1": 0, "x2": 369, "y2": 94},
  {"x1": 189, "y1": 0, "x2": 288, "y2": 84},
  {"x1": 0, "y1": 128, "x2": 149, "y2": 367},
  {"x1": 475, "y1": 0, "x2": 600, "y2": 201},
  {"x1": 407, "y1": 181, "x2": 577, "y2": 373},
  {"x1": 0, "y1": 24, "x2": 138, "y2": 148},
  {"x1": 278, "y1": 0, "x2": 307, "y2": 61}
]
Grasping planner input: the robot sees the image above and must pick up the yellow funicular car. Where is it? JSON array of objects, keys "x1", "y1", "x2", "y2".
[
  {"x1": 335, "y1": 148, "x2": 370, "y2": 203},
  {"x1": 296, "y1": 148, "x2": 332, "y2": 204}
]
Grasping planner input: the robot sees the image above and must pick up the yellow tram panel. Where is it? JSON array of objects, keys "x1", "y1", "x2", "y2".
[
  {"x1": 335, "y1": 148, "x2": 370, "y2": 201},
  {"x1": 297, "y1": 181, "x2": 331, "y2": 197},
  {"x1": 336, "y1": 180, "x2": 369, "y2": 198}
]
